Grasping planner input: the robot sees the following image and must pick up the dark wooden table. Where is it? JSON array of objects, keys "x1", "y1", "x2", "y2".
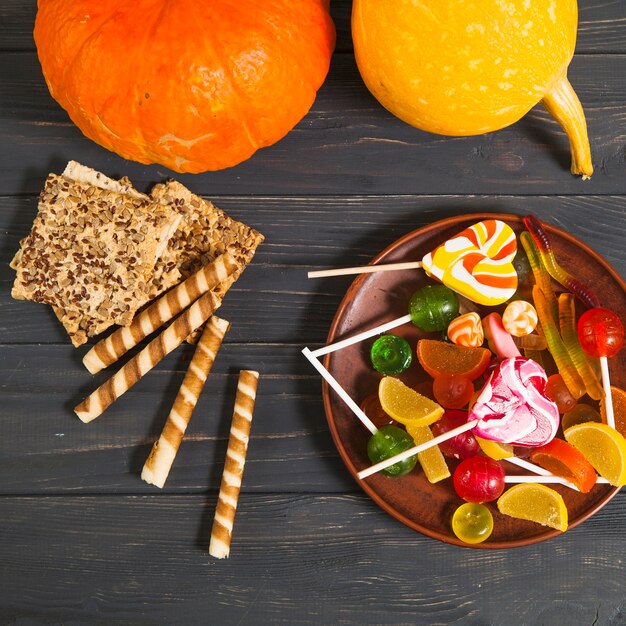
[{"x1": 1, "y1": 2, "x2": 626, "y2": 624}]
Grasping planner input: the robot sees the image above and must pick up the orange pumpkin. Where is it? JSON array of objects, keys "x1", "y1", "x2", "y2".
[
  {"x1": 34, "y1": 0, "x2": 335, "y2": 173},
  {"x1": 353, "y1": 0, "x2": 593, "y2": 178}
]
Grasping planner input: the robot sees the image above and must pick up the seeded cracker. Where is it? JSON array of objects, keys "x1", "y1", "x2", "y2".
[
  {"x1": 59, "y1": 162, "x2": 183, "y2": 305},
  {"x1": 151, "y1": 181, "x2": 264, "y2": 340},
  {"x1": 11, "y1": 174, "x2": 181, "y2": 346}
]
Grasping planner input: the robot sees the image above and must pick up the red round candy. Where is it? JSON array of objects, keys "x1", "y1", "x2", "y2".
[
  {"x1": 453, "y1": 456, "x2": 506, "y2": 503},
  {"x1": 577, "y1": 308, "x2": 624, "y2": 358},
  {"x1": 433, "y1": 373, "x2": 474, "y2": 409},
  {"x1": 545, "y1": 374, "x2": 577, "y2": 414},
  {"x1": 431, "y1": 409, "x2": 479, "y2": 459}
]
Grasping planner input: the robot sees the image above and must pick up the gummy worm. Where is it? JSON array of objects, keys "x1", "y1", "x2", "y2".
[
  {"x1": 558, "y1": 293, "x2": 604, "y2": 401},
  {"x1": 524, "y1": 215, "x2": 601, "y2": 309},
  {"x1": 520, "y1": 232, "x2": 559, "y2": 324},
  {"x1": 532, "y1": 286, "x2": 586, "y2": 399}
]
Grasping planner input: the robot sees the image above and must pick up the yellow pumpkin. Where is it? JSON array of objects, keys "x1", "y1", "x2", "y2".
[{"x1": 352, "y1": 0, "x2": 593, "y2": 178}]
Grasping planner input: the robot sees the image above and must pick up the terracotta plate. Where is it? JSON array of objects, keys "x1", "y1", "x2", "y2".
[{"x1": 322, "y1": 213, "x2": 626, "y2": 548}]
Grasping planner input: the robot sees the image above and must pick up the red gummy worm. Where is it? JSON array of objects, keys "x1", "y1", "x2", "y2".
[{"x1": 523, "y1": 215, "x2": 601, "y2": 309}]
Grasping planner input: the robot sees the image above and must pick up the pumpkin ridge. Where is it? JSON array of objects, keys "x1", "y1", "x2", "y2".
[{"x1": 199, "y1": 3, "x2": 258, "y2": 155}]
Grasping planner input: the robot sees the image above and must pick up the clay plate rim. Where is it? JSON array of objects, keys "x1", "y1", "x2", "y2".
[{"x1": 322, "y1": 212, "x2": 624, "y2": 549}]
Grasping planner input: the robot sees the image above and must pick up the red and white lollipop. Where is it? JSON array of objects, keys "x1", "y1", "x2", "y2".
[
  {"x1": 358, "y1": 357, "x2": 559, "y2": 479},
  {"x1": 471, "y1": 357, "x2": 559, "y2": 446}
]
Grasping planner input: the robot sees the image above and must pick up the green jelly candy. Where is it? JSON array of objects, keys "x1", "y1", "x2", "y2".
[
  {"x1": 409, "y1": 285, "x2": 459, "y2": 332},
  {"x1": 367, "y1": 425, "x2": 418, "y2": 477},
  {"x1": 370, "y1": 335, "x2": 413, "y2": 374}
]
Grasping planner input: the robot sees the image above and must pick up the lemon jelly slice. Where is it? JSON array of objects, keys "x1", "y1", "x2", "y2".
[
  {"x1": 497, "y1": 484, "x2": 568, "y2": 532},
  {"x1": 564, "y1": 422, "x2": 626, "y2": 487},
  {"x1": 378, "y1": 376, "x2": 444, "y2": 427},
  {"x1": 406, "y1": 424, "x2": 450, "y2": 483}
]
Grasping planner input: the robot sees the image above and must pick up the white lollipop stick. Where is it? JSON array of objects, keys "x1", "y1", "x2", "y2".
[
  {"x1": 302, "y1": 348, "x2": 378, "y2": 434},
  {"x1": 357, "y1": 419, "x2": 479, "y2": 479},
  {"x1": 311, "y1": 314, "x2": 412, "y2": 358},
  {"x1": 504, "y1": 475, "x2": 609, "y2": 485},
  {"x1": 505, "y1": 456, "x2": 554, "y2": 476},
  {"x1": 600, "y1": 357, "x2": 615, "y2": 429},
  {"x1": 308, "y1": 262, "x2": 422, "y2": 279},
  {"x1": 505, "y1": 457, "x2": 579, "y2": 491}
]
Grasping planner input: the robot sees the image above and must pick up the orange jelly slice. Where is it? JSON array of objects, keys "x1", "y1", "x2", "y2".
[
  {"x1": 530, "y1": 437, "x2": 597, "y2": 493},
  {"x1": 417, "y1": 339, "x2": 492, "y2": 381}
]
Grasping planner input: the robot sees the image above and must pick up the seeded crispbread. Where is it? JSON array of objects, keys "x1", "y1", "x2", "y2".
[
  {"x1": 151, "y1": 180, "x2": 264, "y2": 286},
  {"x1": 63, "y1": 161, "x2": 148, "y2": 199},
  {"x1": 150, "y1": 181, "x2": 264, "y2": 341},
  {"x1": 60, "y1": 161, "x2": 182, "y2": 305},
  {"x1": 11, "y1": 174, "x2": 182, "y2": 346}
]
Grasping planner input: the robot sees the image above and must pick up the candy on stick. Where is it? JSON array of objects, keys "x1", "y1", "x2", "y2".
[
  {"x1": 471, "y1": 357, "x2": 559, "y2": 446},
  {"x1": 523, "y1": 215, "x2": 601, "y2": 309},
  {"x1": 577, "y1": 308, "x2": 625, "y2": 429},
  {"x1": 520, "y1": 232, "x2": 559, "y2": 324},
  {"x1": 558, "y1": 293, "x2": 603, "y2": 400},
  {"x1": 532, "y1": 286, "x2": 586, "y2": 399},
  {"x1": 409, "y1": 285, "x2": 459, "y2": 332},
  {"x1": 422, "y1": 220, "x2": 518, "y2": 306},
  {"x1": 309, "y1": 220, "x2": 518, "y2": 306},
  {"x1": 358, "y1": 357, "x2": 559, "y2": 479}
]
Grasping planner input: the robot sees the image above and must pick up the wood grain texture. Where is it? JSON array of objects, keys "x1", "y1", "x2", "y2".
[
  {"x1": 2, "y1": 1, "x2": 626, "y2": 54},
  {"x1": 1, "y1": 53, "x2": 626, "y2": 196},
  {"x1": 1, "y1": 1, "x2": 626, "y2": 623},
  {"x1": 1, "y1": 195, "x2": 624, "y2": 345},
  {"x1": 0, "y1": 343, "x2": 352, "y2": 494},
  {"x1": 0, "y1": 494, "x2": 626, "y2": 625}
]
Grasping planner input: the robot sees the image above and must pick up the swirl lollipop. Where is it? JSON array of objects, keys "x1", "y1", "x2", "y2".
[
  {"x1": 309, "y1": 219, "x2": 518, "y2": 306},
  {"x1": 577, "y1": 308, "x2": 624, "y2": 429}
]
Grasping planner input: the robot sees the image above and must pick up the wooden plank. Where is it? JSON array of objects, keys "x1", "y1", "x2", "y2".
[
  {"x1": 0, "y1": 343, "x2": 354, "y2": 494},
  {"x1": 1, "y1": 53, "x2": 626, "y2": 196},
  {"x1": 3, "y1": 0, "x2": 626, "y2": 54},
  {"x1": 1, "y1": 194, "x2": 625, "y2": 345},
  {"x1": 0, "y1": 493, "x2": 625, "y2": 625},
  {"x1": 1, "y1": 186, "x2": 625, "y2": 493}
]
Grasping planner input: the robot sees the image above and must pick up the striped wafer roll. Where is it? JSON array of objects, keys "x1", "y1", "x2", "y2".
[
  {"x1": 74, "y1": 292, "x2": 222, "y2": 423},
  {"x1": 83, "y1": 252, "x2": 240, "y2": 374},
  {"x1": 141, "y1": 316, "x2": 230, "y2": 488},
  {"x1": 209, "y1": 370, "x2": 259, "y2": 559}
]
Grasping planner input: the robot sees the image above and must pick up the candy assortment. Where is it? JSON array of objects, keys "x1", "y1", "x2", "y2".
[{"x1": 304, "y1": 216, "x2": 625, "y2": 545}]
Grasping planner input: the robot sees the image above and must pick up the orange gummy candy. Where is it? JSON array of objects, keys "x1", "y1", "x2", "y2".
[{"x1": 416, "y1": 339, "x2": 492, "y2": 381}]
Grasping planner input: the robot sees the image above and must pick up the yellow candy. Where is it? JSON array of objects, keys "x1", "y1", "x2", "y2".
[
  {"x1": 405, "y1": 423, "x2": 450, "y2": 483},
  {"x1": 502, "y1": 300, "x2": 538, "y2": 337},
  {"x1": 422, "y1": 220, "x2": 518, "y2": 306}
]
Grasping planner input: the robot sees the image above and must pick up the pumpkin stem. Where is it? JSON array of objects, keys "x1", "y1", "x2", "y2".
[{"x1": 541, "y1": 74, "x2": 593, "y2": 179}]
